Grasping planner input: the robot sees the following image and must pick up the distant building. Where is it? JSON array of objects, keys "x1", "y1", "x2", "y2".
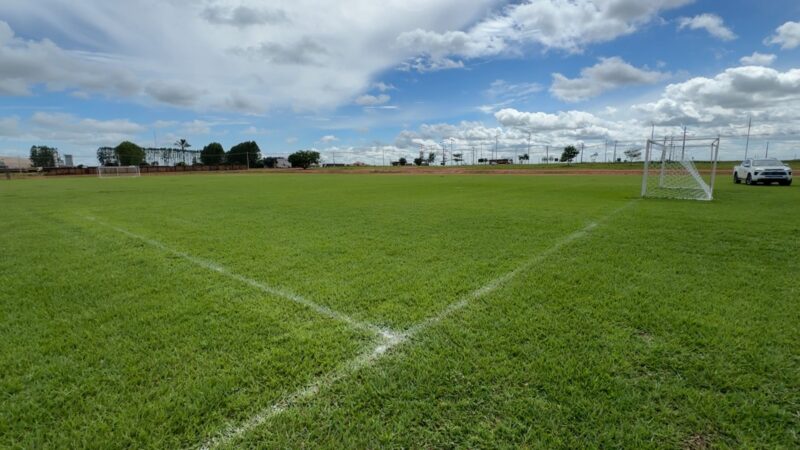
[
  {"x1": 64, "y1": 154, "x2": 74, "y2": 167},
  {"x1": 323, "y1": 163, "x2": 346, "y2": 167},
  {"x1": 274, "y1": 157, "x2": 291, "y2": 168},
  {"x1": 489, "y1": 158, "x2": 513, "y2": 165},
  {"x1": 0, "y1": 156, "x2": 32, "y2": 169}
]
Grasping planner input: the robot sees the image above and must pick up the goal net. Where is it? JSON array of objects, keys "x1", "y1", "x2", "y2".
[
  {"x1": 641, "y1": 138, "x2": 719, "y2": 201},
  {"x1": 97, "y1": 166, "x2": 141, "y2": 178}
]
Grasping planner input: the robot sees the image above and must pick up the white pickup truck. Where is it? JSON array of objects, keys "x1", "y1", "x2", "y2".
[{"x1": 733, "y1": 158, "x2": 792, "y2": 186}]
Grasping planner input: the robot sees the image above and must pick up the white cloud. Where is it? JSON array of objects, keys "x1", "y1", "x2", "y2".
[
  {"x1": 0, "y1": 116, "x2": 20, "y2": 136},
  {"x1": 286, "y1": 137, "x2": 299, "y2": 144},
  {"x1": 320, "y1": 135, "x2": 338, "y2": 143},
  {"x1": 396, "y1": 0, "x2": 693, "y2": 69},
  {"x1": 372, "y1": 82, "x2": 396, "y2": 92},
  {"x1": 27, "y1": 112, "x2": 145, "y2": 145},
  {"x1": 551, "y1": 57, "x2": 667, "y2": 102},
  {"x1": 355, "y1": 94, "x2": 390, "y2": 106},
  {"x1": 739, "y1": 52, "x2": 776, "y2": 66},
  {"x1": 0, "y1": 20, "x2": 139, "y2": 97},
  {"x1": 677, "y1": 14, "x2": 737, "y2": 41},
  {"x1": 399, "y1": 56, "x2": 465, "y2": 72},
  {"x1": 0, "y1": 1, "x2": 496, "y2": 111},
  {"x1": 180, "y1": 120, "x2": 213, "y2": 135},
  {"x1": 765, "y1": 21, "x2": 800, "y2": 50},
  {"x1": 486, "y1": 79, "x2": 542, "y2": 99},
  {"x1": 635, "y1": 66, "x2": 800, "y2": 129},
  {"x1": 242, "y1": 126, "x2": 271, "y2": 135},
  {"x1": 201, "y1": 5, "x2": 288, "y2": 27},
  {"x1": 477, "y1": 79, "x2": 542, "y2": 114}
]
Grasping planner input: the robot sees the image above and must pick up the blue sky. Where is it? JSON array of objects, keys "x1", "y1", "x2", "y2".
[{"x1": 1, "y1": 0, "x2": 799, "y2": 165}]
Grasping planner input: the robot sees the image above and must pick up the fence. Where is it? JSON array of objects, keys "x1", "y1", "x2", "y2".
[{"x1": 40, "y1": 165, "x2": 248, "y2": 176}]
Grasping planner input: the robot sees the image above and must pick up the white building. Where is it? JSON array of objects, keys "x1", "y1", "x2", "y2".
[{"x1": 274, "y1": 157, "x2": 291, "y2": 168}]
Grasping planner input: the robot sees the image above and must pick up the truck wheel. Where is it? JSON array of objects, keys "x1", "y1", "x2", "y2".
[
  {"x1": 745, "y1": 174, "x2": 755, "y2": 185},
  {"x1": 733, "y1": 172, "x2": 741, "y2": 184},
  {"x1": 780, "y1": 180, "x2": 792, "y2": 186}
]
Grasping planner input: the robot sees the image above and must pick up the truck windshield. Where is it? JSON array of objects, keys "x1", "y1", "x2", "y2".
[{"x1": 753, "y1": 159, "x2": 782, "y2": 166}]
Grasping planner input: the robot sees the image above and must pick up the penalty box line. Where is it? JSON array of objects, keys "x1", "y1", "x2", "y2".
[
  {"x1": 198, "y1": 199, "x2": 638, "y2": 449},
  {"x1": 83, "y1": 216, "x2": 392, "y2": 339}
]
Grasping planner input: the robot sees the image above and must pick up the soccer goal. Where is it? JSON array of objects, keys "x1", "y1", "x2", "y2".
[
  {"x1": 641, "y1": 137, "x2": 719, "y2": 201},
  {"x1": 97, "y1": 166, "x2": 141, "y2": 178}
]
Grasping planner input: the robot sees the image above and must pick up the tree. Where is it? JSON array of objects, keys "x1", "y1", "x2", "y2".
[
  {"x1": 519, "y1": 153, "x2": 530, "y2": 163},
  {"x1": 227, "y1": 141, "x2": 261, "y2": 166},
  {"x1": 97, "y1": 147, "x2": 118, "y2": 166},
  {"x1": 263, "y1": 156, "x2": 278, "y2": 168},
  {"x1": 287, "y1": 150, "x2": 320, "y2": 169},
  {"x1": 399, "y1": 157, "x2": 408, "y2": 166},
  {"x1": 624, "y1": 148, "x2": 642, "y2": 161},
  {"x1": 427, "y1": 152, "x2": 436, "y2": 164},
  {"x1": 560, "y1": 145, "x2": 579, "y2": 164},
  {"x1": 30, "y1": 146, "x2": 58, "y2": 168},
  {"x1": 114, "y1": 141, "x2": 145, "y2": 166},
  {"x1": 413, "y1": 157, "x2": 424, "y2": 166},
  {"x1": 200, "y1": 142, "x2": 225, "y2": 165},
  {"x1": 175, "y1": 139, "x2": 191, "y2": 151}
]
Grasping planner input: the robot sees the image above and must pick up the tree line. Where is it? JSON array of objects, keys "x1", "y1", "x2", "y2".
[{"x1": 94, "y1": 140, "x2": 322, "y2": 169}]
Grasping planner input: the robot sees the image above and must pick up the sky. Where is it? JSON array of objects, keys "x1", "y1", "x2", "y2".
[{"x1": 1, "y1": 0, "x2": 800, "y2": 165}]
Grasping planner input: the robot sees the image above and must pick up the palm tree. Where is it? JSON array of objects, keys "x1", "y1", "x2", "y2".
[
  {"x1": 175, "y1": 139, "x2": 191, "y2": 165},
  {"x1": 175, "y1": 139, "x2": 191, "y2": 151}
]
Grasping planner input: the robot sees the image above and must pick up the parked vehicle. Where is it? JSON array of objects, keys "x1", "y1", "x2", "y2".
[{"x1": 733, "y1": 158, "x2": 792, "y2": 186}]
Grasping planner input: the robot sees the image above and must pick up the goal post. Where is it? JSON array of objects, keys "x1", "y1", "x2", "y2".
[
  {"x1": 97, "y1": 166, "x2": 141, "y2": 178},
  {"x1": 641, "y1": 137, "x2": 719, "y2": 201}
]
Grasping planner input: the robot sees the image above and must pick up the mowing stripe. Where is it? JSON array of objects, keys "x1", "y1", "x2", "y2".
[
  {"x1": 198, "y1": 200, "x2": 637, "y2": 449},
  {"x1": 83, "y1": 216, "x2": 390, "y2": 338}
]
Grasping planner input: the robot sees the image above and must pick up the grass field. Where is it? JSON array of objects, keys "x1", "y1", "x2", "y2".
[{"x1": 1, "y1": 172, "x2": 798, "y2": 449}]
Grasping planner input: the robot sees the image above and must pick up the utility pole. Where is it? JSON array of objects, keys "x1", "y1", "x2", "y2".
[
  {"x1": 545, "y1": 145, "x2": 549, "y2": 164},
  {"x1": 613, "y1": 141, "x2": 617, "y2": 163},
  {"x1": 494, "y1": 134, "x2": 499, "y2": 161},
  {"x1": 744, "y1": 116, "x2": 752, "y2": 160},
  {"x1": 580, "y1": 143, "x2": 584, "y2": 163},
  {"x1": 471, "y1": 146, "x2": 476, "y2": 165},
  {"x1": 765, "y1": 141, "x2": 769, "y2": 158},
  {"x1": 681, "y1": 125, "x2": 687, "y2": 160},
  {"x1": 604, "y1": 140, "x2": 608, "y2": 163},
  {"x1": 382, "y1": 146, "x2": 385, "y2": 166},
  {"x1": 527, "y1": 132, "x2": 531, "y2": 165}
]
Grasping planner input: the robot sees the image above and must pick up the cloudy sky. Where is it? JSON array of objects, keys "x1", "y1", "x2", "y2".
[{"x1": 1, "y1": 0, "x2": 799, "y2": 164}]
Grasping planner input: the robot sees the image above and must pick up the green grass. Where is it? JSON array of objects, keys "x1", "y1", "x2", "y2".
[{"x1": 1, "y1": 173, "x2": 798, "y2": 448}]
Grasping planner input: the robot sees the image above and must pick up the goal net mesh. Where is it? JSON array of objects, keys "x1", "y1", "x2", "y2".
[
  {"x1": 641, "y1": 138, "x2": 719, "y2": 201},
  {"x1": 97, "y1": 166, "x2": 141, "y2": 178}
]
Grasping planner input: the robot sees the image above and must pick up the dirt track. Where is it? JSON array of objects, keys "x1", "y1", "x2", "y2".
[{"x1": 290, "y1": 167, "x2": 646, "y2": 176}]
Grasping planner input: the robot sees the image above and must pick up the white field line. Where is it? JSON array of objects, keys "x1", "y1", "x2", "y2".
[
  {"x1": 198, "y1": 200, "x2": 637, "y2": 449},
  {"x1": 83, "y1": 216, "x2": 390, "y2": 338}
]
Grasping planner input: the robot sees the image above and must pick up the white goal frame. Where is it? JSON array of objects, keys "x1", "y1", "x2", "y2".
[
  {"x1": 97, "y1": 166, "x2": 141, "y2": 178},
  {"x1": 641, "y1": 137, "x2": 720, "y2": 201}
]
